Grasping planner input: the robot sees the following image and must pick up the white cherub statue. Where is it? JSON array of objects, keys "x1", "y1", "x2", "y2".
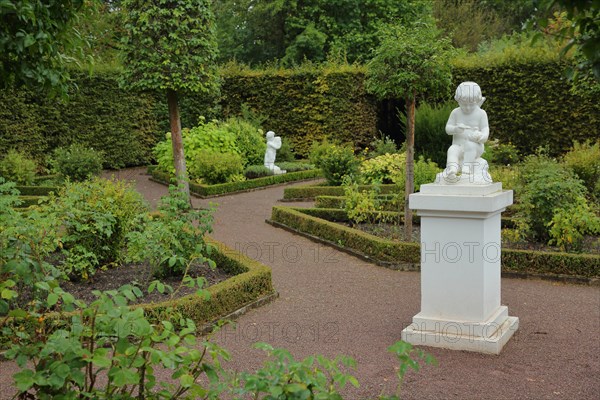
[
  {"x1": 437, "y1": 81, "x2": 492, "y2": 185},
  {"x1": 264, "y1": 131, "x2": 286, "y2": 175}
]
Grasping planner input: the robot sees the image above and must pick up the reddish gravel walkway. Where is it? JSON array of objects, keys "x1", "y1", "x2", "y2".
[{"x1": 1, "y1": 168, "x2": 598, "y2": 399}]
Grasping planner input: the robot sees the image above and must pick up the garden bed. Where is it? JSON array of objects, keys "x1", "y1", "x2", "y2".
[
  {"x1": 269, "y1": 206, "x2": 600, "y2": 284},
  {"x1": 1, "y1": 236, "x2": 276, "y2": 351},
  {"x1": 149, "y1": 166, "x2": 322, "y2": 198}
]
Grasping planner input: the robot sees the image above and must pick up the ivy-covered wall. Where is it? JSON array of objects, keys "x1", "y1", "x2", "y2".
[{"x1": 0, "y1": 62, "x2": 598, "y2": 168}]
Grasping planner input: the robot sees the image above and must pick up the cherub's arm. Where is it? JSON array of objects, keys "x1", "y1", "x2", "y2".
[
  {"x1": 445, "y1": 109, "x2": 463, "y2": 135},
  {"x1": 477, "y1": 109, "x2": 489, "y2": 143}
]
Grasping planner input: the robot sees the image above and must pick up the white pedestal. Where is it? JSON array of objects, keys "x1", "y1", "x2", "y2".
[{"x1": 401, "y1": 182, "x2": 519, "y2": 354}]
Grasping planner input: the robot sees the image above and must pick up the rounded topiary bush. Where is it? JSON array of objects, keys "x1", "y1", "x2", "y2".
[
  {"x1": 0, "y1": 150, "x2": 37, "y2": 185},
  {"x1": 309, "y1": 141, "x2": 360, "y2": 185}
]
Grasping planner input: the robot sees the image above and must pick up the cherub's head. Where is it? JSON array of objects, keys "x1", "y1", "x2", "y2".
[
  {"x1": 266, "y1": 131, "x2": 275, "y2": 140},
  {"x1": 454, "y1": 82, "x2": 485, "y2": 114}
]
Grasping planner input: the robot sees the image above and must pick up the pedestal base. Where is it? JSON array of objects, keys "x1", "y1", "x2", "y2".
[{"x1": 401, "y1": 306, "x2": 519, "y2": 355}]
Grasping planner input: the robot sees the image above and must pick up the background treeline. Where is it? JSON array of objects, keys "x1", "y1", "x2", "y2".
[{"x1": 1, "y1": 59, "x2": 598, "y2": 169}]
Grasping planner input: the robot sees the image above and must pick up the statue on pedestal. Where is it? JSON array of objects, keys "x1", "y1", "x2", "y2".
[
  {"x1": 264, "y1": 131, "x2": 286, "y2": 175},
  {"x1": 437, "y1": 82, "x2": 492, "y2": 185}
]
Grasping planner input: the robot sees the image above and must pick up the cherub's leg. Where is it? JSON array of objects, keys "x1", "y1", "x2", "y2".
[{"x1": 444, "y1": 144, "x2": 462, "y2": 178}]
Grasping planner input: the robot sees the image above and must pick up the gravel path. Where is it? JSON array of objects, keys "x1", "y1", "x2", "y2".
[{"x1": 1, "y1": 168, "x2": 598, "y2": 399}]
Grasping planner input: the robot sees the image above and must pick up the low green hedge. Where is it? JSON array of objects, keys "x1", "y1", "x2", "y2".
[
  {"x1": 150, "y1": 168, "x2": 322, "y2": 198},
  {"x1": 270, "y1": 206, "x2": 600, "y2": 280},
  {"x1": 315, "y1": 195, "x2": 399, "y2": 211},
  {"x1": 17, "y1": 195, "x2": 48, "y2": 208},
  {"x1": 15, "y1": 185, "x2": 58, "y2": 196},
  {"x1": 283, "y1": 184, "x2": 397, "y2": 200},
  {"x1": 270, "y1": 206, "x2": 421, "y2": 267},
  {"x1": 141, "y1": 236, "x2": 275, "y2": 326},
  {"x1": 1, "y1": 236, "x2": 275, "y2": 350}
]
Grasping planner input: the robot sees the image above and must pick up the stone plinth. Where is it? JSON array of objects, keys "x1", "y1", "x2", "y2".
[{"x1": 401, "y1": 182, "x2": 518, "y2": 354}]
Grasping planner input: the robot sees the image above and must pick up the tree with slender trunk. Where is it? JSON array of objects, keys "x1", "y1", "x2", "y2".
[
  {"x1": 366, "y1": 23, "x2": 455, "y2": 240},
  {"x1": 120, "y1": 0, "x2": 219, "y2": 199}
]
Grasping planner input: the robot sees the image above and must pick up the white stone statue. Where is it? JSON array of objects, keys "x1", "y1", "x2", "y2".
[
  {"x1": 264, "y1": 131, "x2": 286, "y2": 175},
  {"x1": 436, "y1": 82, "x2": 492, "y2": 185}
]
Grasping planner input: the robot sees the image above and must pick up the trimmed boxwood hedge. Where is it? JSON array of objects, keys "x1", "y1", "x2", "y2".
[
  {"x1": 282, "y1": 184, "x2": 397, "y2": 200},
  {"x1": 140, "y1": 236, "x2": 275, "y2": 327},
  {"x1": 1, "y1": 236, "x2": 275, "y2": 351},
  {"x1": 15, "y1": 185, "x2": 57, "y2": 196},
  {"x1": 150, "y1": 167, "x2": 322, "y2": 198},
  {"x1": 270, "y1": 206, "x2": 600, "y2": 281}
]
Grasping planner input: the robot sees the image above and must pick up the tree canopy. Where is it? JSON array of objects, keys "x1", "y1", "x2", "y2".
[
  {"x1": 213, "y1": 0, "x2": 432, "y2": 66},
  {"x1": 0, "y1": 0, "x2": 85, "y2": 97}
]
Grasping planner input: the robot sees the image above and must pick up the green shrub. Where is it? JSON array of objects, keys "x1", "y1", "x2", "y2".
[
  {"x1": 276, "y1": 136, "x2": 296, "y2": 162},
  {"x1": 309, "y1": 141, "x2": 360, "y2": 185},
  {"x1": 490, "y1": 165, "x2": 519, "y2": 191},
  {"x1": 51, "y1": 143, "x2": 104, "y2": 182},
  {"x1": 361, "y1": 153, "x2": 405, "y2": 184},
  {"x1": 343, "y1": 178, "x2": 382, "y2": 225},
  {"x1": 0, "y1": 150, "x2": 37, "y2": 185},
  {"x1": 190, "y1": 150, "x2": 245, "y2": 184},
  {"x1": 244, "y1": 165, "x2": 273, "y2": 179},
  {"x1": 562, "y1": 140, "x2": 600, "y2": 198},
  {"x1": 368, "y1": 133, "x2": 399, "y2": 157},
  {"x1": 48, "y1": 178, "x2": 148, "y2": 280},
  {"x1": 516, "y1": 154, "x2": 589, "y2": 243},
  {"x1": 548, "y1": 197, "x2": 600, "y2": 252},
  {"x1": 482, "y1": 139, "x2": 521, "y2": 166},
  {"x1": 126, "y1": 185, "x2": 214, "y2": 277},
  {"x1": 224, "y1": 117, "x2": 266, "y2": 166},
  {"x1": 412, "y1": 101, "x2": 455, "y2": 167}
]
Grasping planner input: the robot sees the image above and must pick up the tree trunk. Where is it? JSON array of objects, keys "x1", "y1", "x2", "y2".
[
  {"x1": 166, "y1": 89, "x2": 190, "y2": 199},
  {"x1": 404, "y1": 96, "x2": 415, "y2": 240}
]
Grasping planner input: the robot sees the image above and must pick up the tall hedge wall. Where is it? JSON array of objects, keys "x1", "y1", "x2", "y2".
[
  {"x1": 0, "y1": 61, "x2": 597, "y2": 168},
  {"x1": 220, "y1": 66, "x2": 378, "y2": 156},
  {"x1": 452, "y1": 62, "x2": 600, "y2": 156}
]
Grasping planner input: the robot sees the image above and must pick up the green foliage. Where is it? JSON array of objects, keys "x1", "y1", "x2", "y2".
[
  {"x1": 276, "y1": 136, "x2": 296, "y2": 162},
  {"x1": 412, "y1": 157, "x2": 439, "y2": 192},
  {"x1": 433, "y1": 0, "x2": 529, "y2": 52},
  {"x1": 5, "y1": 281, "x2": 228, "y2": 399},
  {"x1": 482, "y1": 139, "x2": 521, "y2": 166},
  {"x1": 155, "y1": 117, "x2": 265, "y2": 179},
  {"x1": 452, "y1": 62, "x2": 600, "y2": 157},
  {"x1": 368, "y1": 133, "x2": 399, "y2": 158},
  {"x1": 343, "y1": 177, "x2": 382, "y2": 225},
  {"x1": 516, "y1": 154, "x2": 589, "y2": 243},
  {"x1": 120, "y1": 0, "x2": 219, "y2": 95},
  {"x1": 412, "y1": 102, "x2": 455, "y2": 166},
  {"x1": 0, "y1": 178, "x2": 63, "y2": 315},
  {"x1": 562, "y1": 140, "x2": 600, "y2": 198},
  {"x1": 548, "y1": 197, "x2": 600, "y2": 252},
  {"x1": 234, "y1": 342, "x2": 359, "y2": 399},
  {"x1": 361, "y1": 153, "x2": 406, "y2": 184},
  {"x1": 366, "y1": 23, "x2": 455, "y2": 102},
  {"x1": 309, "y1": 141, "x2": 360, "y2": 186},
  {"x1": 490, "y1": 165, "x2": 520, "y2": 191},
  {"x1": 127, "y1": 185, "x2": 214, "y2": 277},
  {"x1": 51, "y1": 143, "x2": 104, "y2": 182},
  {"x1": 244, "y1": 165, "x2": 273, "y2": 180},
  {"x1": 0, "y1": 0, "x2": 86, "y2": 98},
  {"x1": 191, "y1": 150, "x2": 245, "y2": 185},
  {"x1": 221, "y1": 64, "x2": 378, "y2": 156},
  {"x1": 0, "y1": 150, "x2": 37, "y2": 185},
  {"x1": 213, "y1": 0, "x2": 432, "y2": 65},
  {"x1": 48, "y1": 178, "x2": 148, "y2": 280},
  {"x1": 382, "y1": 341, "x2": 437, "y2": 399}
]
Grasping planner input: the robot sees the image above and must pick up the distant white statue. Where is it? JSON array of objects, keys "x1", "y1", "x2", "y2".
[
  {"x1": 264, "y1": 131, "x2": 286, "y2": 175},
  {"x1": 437, "y1": 81, "x2": 492, "y2": 185}
]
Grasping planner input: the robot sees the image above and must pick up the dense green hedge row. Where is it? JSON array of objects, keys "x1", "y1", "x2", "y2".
[
  {"x1": 282, "y1": 183, "x2": 397, "y2": 200},
  {"x1": 220, "y1": 67, "x2": 378, "y2": 156},
  {"x1": 1, "y1": 62, "x2": 597, "y2": 168},
  {"x1": 453, "y1": 62, "x2": 600, "y2": 156},
  {"x1": 270, "y1": 206, "x2": 600, "y2": 280},
  {"x1": 150, "y1": 168, "x2": 323, "y2": 198}
]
